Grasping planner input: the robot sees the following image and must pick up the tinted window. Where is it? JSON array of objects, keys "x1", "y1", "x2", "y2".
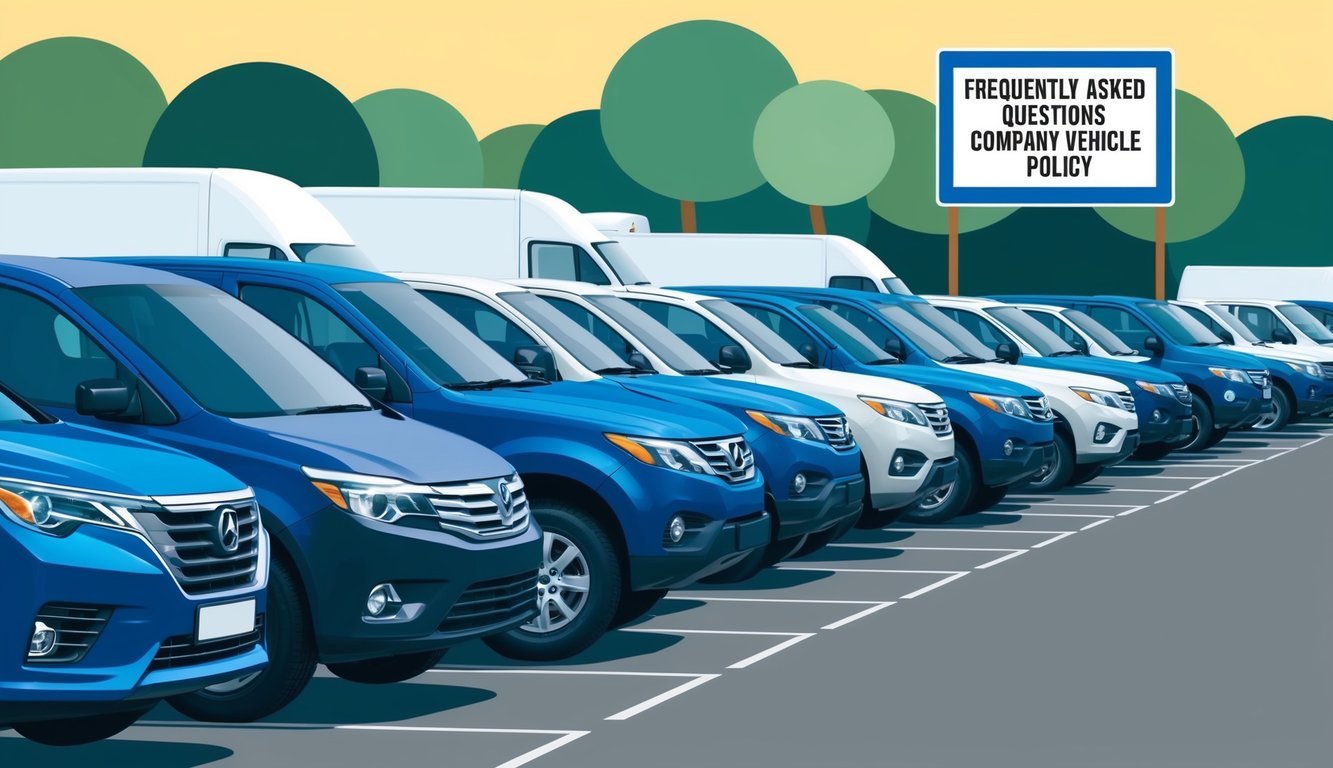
[
  {"x1": 1089, "y1": 306, "x2": 1154, "y2": 350},
  {"x1": 1276, "y1": 304, "x2": 1333, "y2": 342},
  {"x1": 583, "y1": 296, "x2": 719, "y2": 373},
  {"x1": 937, "y1": 307, "x2": 1011, "y2": 350},
  {"x1": 829, "y1": 276, "x2": 877, "y2": 292},
  {"x1": 1301, "y1": 305, "x2": 1333, "y2": 331},
  {"x1": 883, "y1": 277, "x2": 913, "y2": 295},
  {"x1": 498, "y1": 291, "x2": 630, "y2": 373},
  {"x1": 797, "y1": 305, "x2": 896, "y2": 365},
  {"x1": 1176, "y1": 305, "x2": 1231, "y2": 339},
  {"x1": 735, "y1": 304, "x2": 820, "y2": 363},
  {"x1": 904, "y1": 302, "x2": 997, "y2": 360},
  {"x1": 820, "y1": 301, "x2": 907, "y2": 356},
  {"x1": 1060, "y1": 309, "x2": 1137, "y2": 355},
  {"x1": 699, "y1": 299, "x2": 808, "y2": 365},
  {"x1": 0, "y1": 287, "x2": 119, "y2": 409},
  {"x1": 224, "y1": 242, "x2": 283, "y2": 260},
  {"x1": 985, "y1": 306, "x2": 1077, "y2": 356},
  {"x1": 1204, "y1": 305, "x2": 1261, "y2": 343},
  {"x1": 529, "y1": 242, "x2": 612, "y2": 286},
  {"x1": 875, "y1": 304, "x2": 962, "y2": 361},
  {"x1": 1140, "y1": 303, "x2": 1221, "y2": 345},
  {"x1": 543, "y1": 297, "x2": 638, "y2": 360},
  {"x1": 293, "y1": 243, "x2": 379, "y2": 270},
  {"x1": 593, "y1": 241, "x2": 650, "y2": 285},
  {"x1": 240, "y1": 285, "x2": 380, "y2": 382},
  {"x1": 421, "y1": 291, "x2": 541, "y2": 366},
  {"x1": 0, "y1": 388, "x2": 39, "y2": 424},
  {"x1": 627, "y1": 299, "x2": 749, "y2": 367}
]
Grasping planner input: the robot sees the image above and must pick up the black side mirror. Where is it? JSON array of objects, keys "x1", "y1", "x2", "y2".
[
  {"x1": 354, "y1": 367, "x2": 389, "y2": 401},
  {"x1": 75, "y1": 379, "x2": 131, "y2": 417},
  {"x1": 883, "y1": 335, "x2": 905, "y2": 360},
  {"x1": 626, "y1": 351, "x2": 653, "y2": 372},
  {"x1": 1143, "y1": 335, "x2": 1165, "y2": 355},
  {"x1": 718, "y1": 344, "x2": 751, "y2": 373},
  {"x1": 1217, "y1": 329, "x2": 1235, "y2": 345},
  {"x1": 798, "y1": 342, "x2": 820, "y2": 366},
  {"x1": 513, "y1": 345, "x2": 557, "y2": 381},
  {"x1": 1068, "y1": 335, "x2": 1088, "y2": 353},
  {"x1": 1272, "y1": 326, "x2": 1296, "y2": 345},
  {"x1": 994, "y1": 342, "x2": 1021, "y2": 364}
]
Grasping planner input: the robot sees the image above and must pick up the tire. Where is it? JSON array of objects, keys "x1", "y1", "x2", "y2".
[
  {"x1": 967, "y1": 484, "x2": 1008, "y2": 514},
  {"x1": 610, "y1": 589, "x2": 667, "y2": 628},
  {"x1": 1203, "y1": 427, "x2": 1230, "y2": 449},
  {"x1": 854, "y1": 472, "x2": 901, "y2": 529},
  {"x1": 902, "y1": 449, "x2": 977, "y2": 523},
  {"x1": 13, "y1": 705, "x2": 153, "y2": 746},
  {"x1": 1020, "y1": 430, "x2": 1075, "y2": 492},
  {"x1": 326, "y1": 649, "x2": 447, "y2": 685},
  {"x1": 484, "y1": 501, "x2": 620, "y2": 662},
  {"x1": 1177, "y1": 397, "x2": 1215, "y2": 452},
  {"x1": 1249, "y1": 387, "x2": 1291, "y2": 432},
  {"x1": 1133, "y1": 442, "x2": 1175, "y2": 461},
  {"x1": 1068, "y1": 463, "x2": 1105, "y2": 485},
  {"x1": 169, "y1": 556, "x2": 316, "y2": 723}
]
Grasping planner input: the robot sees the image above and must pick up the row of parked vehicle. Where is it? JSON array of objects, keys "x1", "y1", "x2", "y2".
[{"x1": 3, "y1": 169, "x2": 1329, "y2": 746}]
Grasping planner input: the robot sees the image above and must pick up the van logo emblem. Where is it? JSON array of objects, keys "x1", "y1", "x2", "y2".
[
  {"x1": 216, "y1": 508, "x2": 241, "y2": 554},
  {"x1": 728, "y1": 441, "x2": 747, "y2": 468},
  {"x1": 497, "y1": 481, "x2": 514, "y2": 524}
]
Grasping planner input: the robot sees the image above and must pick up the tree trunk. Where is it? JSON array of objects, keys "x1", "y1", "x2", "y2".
[
  {"x1": 948, "y1": 206, "x2": 960, "y2": 296},
  {"x1": 1155, "y1": 207, "x2": 1167, "y2": 300},
  {"x1": 809, "y1": 204, "x2": 827, "y2": 235},
  {"x1": 680, "y1": 199, "x2": 697, "y2": 233}
]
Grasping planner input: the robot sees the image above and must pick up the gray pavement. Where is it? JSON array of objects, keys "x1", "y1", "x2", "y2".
[{"x1": 4, "y1": 422, "x2": 1330, "y2": 767}]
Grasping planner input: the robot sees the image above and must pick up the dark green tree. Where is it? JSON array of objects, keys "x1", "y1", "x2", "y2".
[
  {"x1": 482, "y1": 124, "x2": 543, "y2": 188},
  {"x1": 355, "y1": 89, "x2": 481, "y2": 186},
  {"x1": 145, "y1": 63, "x2": 377, "y2": 186}
]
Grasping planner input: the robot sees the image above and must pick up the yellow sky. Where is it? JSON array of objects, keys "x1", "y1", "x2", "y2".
[{"x1": 2, "y1": 0, "x2": 1329, "y2": 137}]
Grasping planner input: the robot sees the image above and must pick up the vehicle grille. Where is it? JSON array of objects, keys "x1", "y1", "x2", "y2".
[
  {"x1": 29, "y1": 604, "x2": 111, "y2": 664},
  {"x1": 1117, "y1": 393, "x2": 1137, "y2": 413},
  {"x1": 1320, "y1": 362, "x2": 1333, "y2": 380},
  {"x1": 919, "y1": 403, "x2": 953, "y2": 437},
  {"x1": 429, "y1": 475, "x2": 529, "y2": 541},
  {"x1": 1171, "y1": 383, "x2": 1193, "y2": 404},
  {"x1": 439, "y1": 571, "x2": 537, "y2": 635},
  {"x1": 690, "y1": 437, "x2": 756, "y2": 483},
  {"x1": 150, "y1": 615, "x2": 264, "y2": 671},
  {"x1": 814, "y1": 416, "x2": 856, "y2": 449},
  {"x1": 1247, "y1": 370, "x2": 1271, "y2": 391},
  {"x1": 137, "y1": 492, "x2": 261, "y2": 596},
  {"x1": 1023, "y1": 396, "x2": 1055, "y2": 421}
]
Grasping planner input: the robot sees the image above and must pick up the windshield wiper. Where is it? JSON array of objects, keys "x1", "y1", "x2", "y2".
[
  {"x1": 447, "y1": 378, "x2": 523, "y2": 391},
  {"x1": 294, "y1": 403, "x2": 374, "y2": 415},
  {"x1": 866, "y1": 358, "x2": 900, "y2": 366},
  {"x1": 1189, "y1": 341, "x2": 1222, "y2": 347},
  {"x1": 781, "y1": 361, "x2": 816, "y2": 369},
  {"x1": 1050, "y1": 349, "x2": 1083, "y2": 357},
  {"x1": 678, "y1": 368, "x2": 721, "y2": 376},
  {"x1": 594, "y1": 366, "x2": 650, "y2": 376},
  {"x1": 941, "y1": 354, "x2": 985, "y2": 364}
]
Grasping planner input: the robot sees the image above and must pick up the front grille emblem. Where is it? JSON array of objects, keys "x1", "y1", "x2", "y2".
[
  {"x1": 497, "y1": 481, "x2": 514, "y2": 525},
  {"x1": 215, "y1": 507, "x2": 240, "y2": 554}
]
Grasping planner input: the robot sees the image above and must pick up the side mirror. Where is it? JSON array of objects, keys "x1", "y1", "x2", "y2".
[
  {"x1": 75, "y1": 379, "x2": 131, "y2": 417},
  {"x1": 883, "y1": 335, "x2": 905, "y2": 360},
  {"x1": 1068, "y1": 335, "x2": 1088, "y2": 353},
  {"x1": 1272, "y1": 326, "x2": 1296, "y2": 345},
  {"x1": 798, "y1": 342, "x2": 820, "y2": 366},
  {"x1": 1217, "y1": 329, "x2": 1235, "y2": 345},
  {"x1": 513, "y1": 345, "x2": 557, "y2": 381},
  {"x1": 718, "y1": 344, "x2": 751, "y2": 373},
  {"x1": 994, "y1": 341, "x2": 1021, "y2": 364},
  {"x1": 626, "y1": 351, "x2": 653, "y2": 372},
  {"x1": 1142, "y1": 335, "x2": 1165, "y2": 355},
  {"x1": 354, "y1": 367, "x2": 389, "y2": 401}
]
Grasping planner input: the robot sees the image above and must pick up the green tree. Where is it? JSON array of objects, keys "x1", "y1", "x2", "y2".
[
  {"x1": 482, "y1": 124, "x2": 543, "y2": 188},
  {"x1": 753, "y1": 81, "x2": 894, "y2": 234},
  {"x1": 145, "y1": 63, "x2": 377, "y2": 186},
  {"x1": 1096, "y1": 91, "x2": 1244, "y2": 298},
  {"x1": 0, "y1": 37, "x2": 165, "y2": 167},
  {"x1": 700, "y1": 184, "x2": 872, "y2": 243},
  {"x1": 600, "y1": 20, "x2": 797, "y2": 231},
  {"x1": 355, "y1": 89, "x2": 481, "y2": 187}
]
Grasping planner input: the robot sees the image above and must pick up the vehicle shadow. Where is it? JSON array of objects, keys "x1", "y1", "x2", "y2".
[
  {"x1": 442, "y1": 629, "x2": 683, "y2": 667},
  {"x1": 1001, "y1": 485, "x2": 1116, "y2": 498},
  {"x1": 788, "y1": 544, "x2": 906, "y2": 564},
  {"x1": 0, "y1": 736, "x2": 231, "y2": 767},
  {"x1": 685, "y1": 566, "x2": 835, "y2": 592}
]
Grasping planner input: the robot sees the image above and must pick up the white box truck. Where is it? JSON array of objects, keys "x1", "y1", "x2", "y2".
[
  {"x1": 308, "y1": 187, "x2": 650, "y2": 286},
  {"x1": 1178, "y1": 266, "x2": 1333, "y2": 302},
  {"x1": 0, "y1": 168, "x2": 372, "y2": 267}
]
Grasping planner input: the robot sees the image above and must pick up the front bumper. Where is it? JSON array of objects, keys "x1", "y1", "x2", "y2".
[
  {"x1": 630, "y1": 510, "x2": 772, "y2": 590},
  {"x1": 771, "y1": 473, "x2": 865, "y2": 542},
  {"x1": 979, "y1": 440, "x2": 1056, "y2": 487},
  {"x1": 1213, "y1": 390, "x2": 1273, "y2": 429},
  {"x1": 872, "y1": 457, "x2": 959, "y2": 511},
  {"x1": 1086, "y1": 429, "x2": 1140, "y2": 467}
]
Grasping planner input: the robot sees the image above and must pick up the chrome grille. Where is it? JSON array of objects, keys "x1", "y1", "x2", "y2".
[
  {"x1": 1117, "y1": 392, "x2": 1137, "y2": 413},
  {"x1": 690, "y1": 436, "x2": 756, "y2": 483},
  {"x1": 1023, "y1": 396, "x2": 1055, "y2": 421},
  {"x1": 139, "y1": 492, "x2": 261, "y2": 596},
  {"x1": 919, "y1": 403, "x2": 952, "y2": 437},
  {"x1": 1247, "y1": 370, "x2": 1271, "y2": 391},
  {"x1": 151, "y1": 615, "x2": 264, "y2": 671},
  {"x1": 439, "y1": 571, "x2": 538, "y2": 635},
  {"x1": 1171, "y1": 383, "x2": 1193, "y2": 404},
  {"x1": 814, "y1": 416, "x2": 856, "y2": 449},
  {"x1": 28, "y1": 604, "x2": 111, "y2": 664},
  {"x1": 429, "y1": 474, "x2": 529, "y2": 541},
  {"x1": 1320, "y1": 362, "x2": 1333, "y2": 380}
]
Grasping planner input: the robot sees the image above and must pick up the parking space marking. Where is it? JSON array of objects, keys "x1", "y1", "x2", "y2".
[
  {"x1": 1153, "y1": 491, "x2": 1189, "y2": 504},
  {"x1": 976, "y1": 550, "x2": 1028, "y2": 568},
  {"x1": 603, "y1": 675, "x2": 722, "y2": 721},
  {"x1": 821, "y1": 602, "x2": 895, "y2": 629},
  {"x1": 340, "y1": 726, "x2": 590, "y2": 768},
  {"x1": 1101, "y1": 474, "x2": 1220, "y2": 480},
  {"x1": 1116, "y1": 505, "x2": 1150, "y2": 517},
  {"x1": 617, "y1": 628, "x2": 817, "y2": 671},
  {"x1": 1075, "y1": 487, "x2": 1187, "y2": 494},
  {"x1": 429, "y1": 668, "x2": 706, "y2": 678},
  {"x1": 1032, "y1": 531, "x2": 1078, "y2": 548},
  {"x1": 1080, "y1": 519, "x2": 1112, "y2": 531},
  {"x1": 990, "y1": 511, "x2": 1115, "y2": 518},
  {"x1": 727, "y1": 634, "x2": 817, "y2": 669},
  {"x1": 888, "y1": 528, "x2": 1072, "y2": 534},
  {"x1": 899, "y1": 572, "x2": 969, "y2": 599}
]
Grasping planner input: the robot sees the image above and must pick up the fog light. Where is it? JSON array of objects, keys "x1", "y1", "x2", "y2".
[
  {"x1": 366, "y1": 583, "x2": 402, "y2": 618},
  {"x1": 667, "y1": 515, "x2": 686, "y2": 544},
  {"x1": 1003, "y1": 439, "x2": 1015, "y2": 457},
  {"x1": 892, "y1": 455, "x2": 906, "y2": 474},
  {"x1": 791, "y1": 473, "x2": 808, "y2": 496},
  {"x1": 1095, "y1": 424, "x2": 1107, "y2": 442},
  {"x1": 29, "y1": 621, "x2": 56, "y2": 658},
  {"x1": 1152, "y1": 409, "x2": 1164, "y2": 423}
]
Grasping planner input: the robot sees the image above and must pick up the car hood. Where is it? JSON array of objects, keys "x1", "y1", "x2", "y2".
[
  {"x1": 235, "y1": 408, "x2": 514, "y2": 483},
  {"x1": 614, "y1": 375, "x2": 840, "y2": 417},
  {"x1": 0, "y1": 421, "x2": 245, "y2": 497},
  {"x1": 856, "y1": 361, "x2": 1040, "y2": 399},
  {"x1": 1225, "y1": 344, "x2": 1333, "y2": 366},
  {"x1": 1027, "y1": 355, "x2": 1180, "y2": 385},
  {"x1": 780, "y1": 366, "x2": 946, "y2": 406},
  {"x1": 959, "y1": 361, "x2": 1128, "y2": 394}
]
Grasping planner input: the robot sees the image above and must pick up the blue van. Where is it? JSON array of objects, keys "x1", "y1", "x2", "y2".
[
  {"x1": 691, "y1": 287, "x2": 1056, "y2": 517},
  {"x1": 0, "y1": 255, "x2": 541, "y2": 722},
  {"x1": 996, "y1": 295, "x2": 1275, "y2": 450},
  {"x1": 119, "y1": 258, "x2": 771, "y2": 660},
  {"x1": 0, "y1": 383, "x2": 267, "y2": 745}
]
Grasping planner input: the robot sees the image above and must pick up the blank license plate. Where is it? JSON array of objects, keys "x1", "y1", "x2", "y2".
[
  {"x1": 197, "y1": 599, "x2": 256, "y2": 643},
  {"x1": 1263, "y1": 387, "x2": 1272, "y2": 399}
]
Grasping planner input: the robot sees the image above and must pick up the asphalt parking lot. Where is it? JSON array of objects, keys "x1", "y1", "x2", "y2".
[{"x1": 5, "y1": 420, "x2": 1331, "y2": 768}]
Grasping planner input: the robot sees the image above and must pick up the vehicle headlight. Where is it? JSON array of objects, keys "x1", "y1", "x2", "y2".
[
  {"x1": 1286, "y1": 361, "x2": 1322, "y2": 378},
  {"x1": 968, "y1": 392, "x2": 1033, "y2": 419},
  {"x1": 606, "y1": 434, "x2": 715, "y2": 476},
  {"x1": 1208, "y1": 367, "x2": 1253, "y2": 384},
  {"x1": 1135, "y1": 380, "x2": 1174, "y2": 397},
  {"x1": 303, "y1": 468, "x2": 437, "y2": 523},
  {"x1": 0, "y1": 480, "x2": 144, "y2": 536},
  {"x1": 859, "y1": 397, "x2": 929, "y2": 427},
  {"x1": 746, "y1": 410, "x2": 828, "y2": 443},
  {"x1": 1071, "y1": 387, "x2": 1128, "y2": 409}
]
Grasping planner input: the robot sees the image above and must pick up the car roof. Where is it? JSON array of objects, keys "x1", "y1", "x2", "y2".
[
  {"x1": 393, "y1": 272, "x2": 521, "y2": 296},
  {"x1": 0, "y1": 254, "x2": 206, "y2": 289},
  {"x1": 921, "y1": 294, "x2": 1002, "y2": 307},
  {"x1": 106, "y1": 257, "x2": 397, "y2": 286}
]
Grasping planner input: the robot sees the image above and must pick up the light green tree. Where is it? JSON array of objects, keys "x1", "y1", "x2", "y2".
[
  {"x1": 356, "y1": 89, "x2": 482, "y2": 187},
  {"x1": 481, "y1": 124, "x2": 543, "y2": 188}
]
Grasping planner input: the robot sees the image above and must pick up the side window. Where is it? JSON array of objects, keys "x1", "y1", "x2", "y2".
[
  {"x1": 1026, "y1": 310, "x2": 1083, "y2": 347},
  {"x1": 528, "y1": 242, "x2": 611, "y2": 286},
  {"x1": 542, "y1": 297, "x2": 639, "y2": 358},
  {"x1": 420, "y1": 291, "x2": 539, "y2": 364},
  {"x1": 626, "y1": 300, "x2": 736, "y2": 364},
  {"x1": 829, "y1": 276, "x2": 877, "y2": 292},
  {"x1": 0, "y1": 287, "x2": 118, "y2": 408},
  {"x1": 239, "y1": 285, "x2": 378, "y2": 382},
  {"x1": 1088, "y1": 306, "x2": 1152, "y2": 349},
  {"x1": 1307, "y1": 306, "x2": 1333, "y2": 331},
  {"x1": 735, "y1": 304, "x2": 819, "y2": 360},
  {"x1": 1227, "y1": 305, "x2": 1278, "y2": 341},
  {"x1": 937, "y1": 307, "x2": 1007, "y2": 349},
  {"x1": 1177, "y1": 306, "x2": 1227, "y2": 337},
  {"x1": 821, "y1": 301, "x2": 898, "y2": 351},
  {"x1": 224, "y1": 243, "x2": 284, "y2": 260}
]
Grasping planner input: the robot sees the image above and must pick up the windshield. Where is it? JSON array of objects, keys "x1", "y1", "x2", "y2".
[
  {"x1": 883, "y1": 277, "x2": 913, "y2": 295},
  {"x1": 0, "y1": 386, "x2": 41, "y2": 424},
  {"x1": 1277, "y1": 304, "x2": 1333, "y2": 343},
  {"x1": 798, "y1": 305, "x2": 896, "y2": 364},
  {"x1": 1204, "y1": 305, "x2": 1262, "y2": 343},
  {"x1": 1140, "y1": 303, "x2": 1223, "y2": 346},
  {"x1": 986, "y1": 306, "x2": 1077, "y2": 356},
  {"x1": 1059, "y1": 309, "x2": 1137, "y2": 355},
  {"x1": 79, "y1": 283, "x2": 369, "y2": 418},
  {"x1": 499, "y1": 292, "x2": 631, "y2": 372},
  {"x1": 876, "y1": 304, "x2": 965, "y2": 361},
  {"x1": 292, "y1": 243, "x2": 379, "y2": 270},
  {"x1": 905, "y1": 302, "x2": 998, "y2": 360},
  {"x1": 699, "y1": 299, "x2": 808, "y2": 365},
  {"x1": 594, "y1": 241, "x2": 651, "y2": 286},
  {"x1": 584, "y1": 296, "x2": 718, "y2": 372},
  {"x1": 336, "y1": 282, "x2": 526, "y2": 388}
]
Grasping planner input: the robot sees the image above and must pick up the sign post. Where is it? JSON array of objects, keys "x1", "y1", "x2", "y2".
[{"x1": 937, "y1": 49, "x2": 1174, "y2": 296}]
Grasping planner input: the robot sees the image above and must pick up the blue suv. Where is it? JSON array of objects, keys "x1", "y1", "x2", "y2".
[
  {"x1": 0, "y1": 383, "x2": 267, "y2": 745},
  {"x1": 0, "y1": 255, "x2": 542, "y2": 722},
  {"x1": 120, "y1": 258, "x2": 771, "y2": 661}
]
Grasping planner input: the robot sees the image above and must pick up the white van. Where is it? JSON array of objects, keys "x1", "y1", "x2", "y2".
[
  {"x1": 308, "y1": 187, "x2": 649, "y2": 286},
  {"x1": 1178, "y1": 266, "x2": 1333, "y2": 302},
  {"x1": 585, "y1": 218, "x2": 912, "y2": 295},
  {"x1": 0, "y1": 168, "x2": 371, "y2": 267}
]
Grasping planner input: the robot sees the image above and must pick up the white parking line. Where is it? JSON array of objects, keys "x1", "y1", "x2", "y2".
[
  {"x1": 1153, "y1": 491, "x2": 1189, "y2": 504},
  {"x1": 430, "y1": 669, "x2": 704, "y2": 678},
  {"x1": 975, "y1": 550, "x2": 1028, "y2": 569},
  {"x1": 665, "y1": 595, "x2": 884, "y2": 605},
  {"x1": 776, "y1": 566, "x2": 965, "y2": 575},
  {"x1": 603, "y1": 675, "x2": 722, "y2": 721},
  {"x1": 339, "y1": 726, "x2": 592, "y2": 768},
  {"x1": 1116, "y1": 506, "x2": 1149, "y2": 517},
  {"x1": 821, "y1": 602, "x2": 895, "y2": 630},
  {"x1": 899, "y1": 572, "x2": 969, "y2": 599},
  {"x1": 990, "y1": 511, "x2": 1115, "y2": 518},
  {"x1": 1032, "y1": 531, "x2": 1078, "y2": 548},
  {"x1": 727, "y1": 634, "x2": 817, "y2": 669},
  {"x1": 617, "y1": 628, "x2": 817, "y2": 671},
  {"x1": 1102, "y1": 475, "x2": 1217, "y2": 480},
  {"x1": 1003, "y1": 501, "x2": 1140, "y2": 509},
  {"x1": 1080, "y1": 519, "x2": 1112, "y2": 531},
  {"x1": 1075, "y1": 487, "x2": 1184, "y2": 493},
  {"x1": 887, "y1": 528, "x2": 1072, "y2": 534}
]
